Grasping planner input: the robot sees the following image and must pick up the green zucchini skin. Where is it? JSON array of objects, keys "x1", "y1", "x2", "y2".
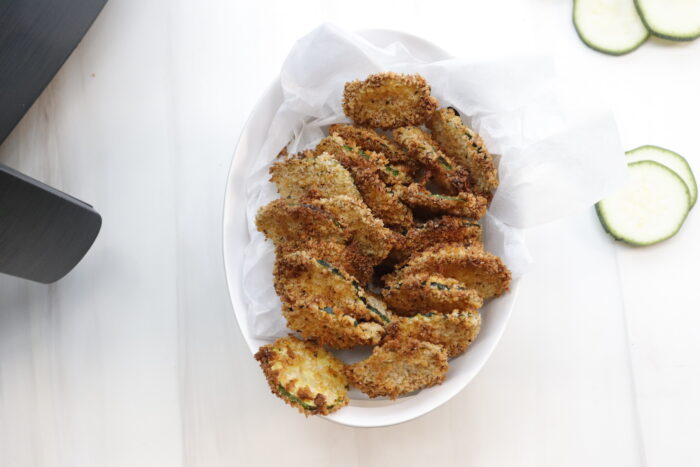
[
  {"x1": 573, "y1": 0, "x2": 650, "y2": 56},
  {"x1": 634, "y1": 0, "x2": 700, "y2": 41}
]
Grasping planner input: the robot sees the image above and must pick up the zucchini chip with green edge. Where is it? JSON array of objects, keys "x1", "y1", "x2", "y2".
[
  {"x1": 398, "y1": 183, "x2": 488, "y2": 219},
  {"x1": 254, "y1": 336, "x2": 349, "y2": 415},
  {"x1": 316, "y1": 135, "x2": 414, "y2": 229},
  {"x1": 345, "y1": 335, "x2": 448, "y2": 399},
  {"x1": 391, "y1": 216, "x2": 482, "y2": 264},
  {"x1": 393, "y1": 126, "x2": 471, "y2": 195},
  {"x1": 387, "y1": 310, "x2": 482, "y2": 358},
  {"x1": 382, "y1": 273, "x2": 483, "y2": 316},
  {"x1": 384, "y1": 243, "x2": 511, "y2": 299},
  {"x1": 269, "y1": 152, "x2": 361, "y2": 201},
  {"x1": 275, "y1": 251, "x2": 391, "y2": 348},
  {"x1": 427, "y1": 108, "x2": 499, "y2": 195}
]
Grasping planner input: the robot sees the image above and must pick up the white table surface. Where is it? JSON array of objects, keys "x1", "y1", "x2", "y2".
[{"x1": 0, "y1": 1, "x2": 698, "y2": 466}]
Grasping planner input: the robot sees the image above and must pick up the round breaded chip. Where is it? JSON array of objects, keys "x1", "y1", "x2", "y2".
[
  {"x1": 385, "y1": 243, "x2": 511, "y2": 299},
  {"x1": 427, "y1": 107, "x2": 498, "y2": 195},
  {"x1": 386, "y1": 310, "x2": 482, "y2": 358},
  {"x1": 254, "y1": 336, "x2": 349, "y2": 415},
  {"x1": 342, "y1": 72, "x2": 438, "y2": 129},
  {"x1": 269, "y1": 152, "x2": 361, "y2": 201},
  {"x1": 382, "y1": 273, "x2": 483, "y2": 316},
  {"x1": 345, "y1": 335, "x2": 448, "y2": 399},
  {"x1": 398, "y1": 183, "x2": 488, "y2": 219},
  {"x1": 391, "y1": 216, "x2": 482, "y2": 264}
]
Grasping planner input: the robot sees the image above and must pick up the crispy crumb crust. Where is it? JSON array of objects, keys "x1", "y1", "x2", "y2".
[
  {"x1": 385, "y1": 243, "x2": 511, "y2": 299},
  {"x1": 428, "y1": 108, "x2": 498, "y2": 195},
  {"x1": 329, "y1": 124, "x2": 419, "y2": 174},
  {"x1": 316, "y1": 135, "x2": 414, "y2": 230},
  {"x1": 386, "y1": 311, "x2": 481, "y2": 358},
  {"x1": 274, "y1": 251, "x2": 391, "y2": 348},
  {"x1": 398, "y1": 183, "x2": 488, "y2": 219},
  {"x1": 342, "y1": 72, "x2": 438, "y2": 130},
  {"x1": 257, "y1": 196, "x2": 394, "y2": 285},
  {"x1": 393, "y1": 126, "x2": 470, "y2": 195},
  {"x1": 270, "y1": 152, "x2": 361, "y2": 201},
  {"x1": 391, "y1": 216, "x2": 483, "y2": 264},
  {"x1": 345, "y1": 335, "x2": 448, "y2": 399},
  {"x1": 381, "y1": 273, "x2": 483, "y2": 316},
  {"x1": 254, "y1": 336, "x2": 349, "y2": 415}
]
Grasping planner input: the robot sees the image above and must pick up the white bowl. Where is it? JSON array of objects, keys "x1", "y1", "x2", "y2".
[{"x1": 222, "y1": 29, "x2": 520, "y2": 428}]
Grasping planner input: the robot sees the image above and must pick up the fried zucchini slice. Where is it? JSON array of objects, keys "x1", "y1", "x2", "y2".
[
  {"x1": 345, "y1": 335, "x2": 448, "y2": 399},
  {"x1": 385, "y1": 243, "x2": 511, "y2": 299},
  {"x1": 399, "y1": 183, "x2": 488, "y2": 219},
  {"x1": 269, "y1": 152, "x2": 361, "y2": 201},
  {"x1": 329, "y1": 123, "x2": 419, "y2": 174},
  {"x1": 254, "y1": 336, "x2": 349, "y2": 415},
  {"x1": 387, "y1": 310, "x2": 481, "y2": 358},
  {"x1": 427, "y1": 107, "x2": 498, "y2": 195},
  {"x1": 316, "y1": 135, "x2": 413, "y2": 230},
  {"x1": 382, "y1": 273, "x2": 483, "y2": 316},
  {"x1": 342, "y1": 72, "x2": 438, "y2": 130},
  {"x1": 256, "y1": 196, "x2": 394, "y2": 284},
  {"x1": 391, "y1": 216, "x2": 483, "y2": 264},
  {"x1": 393, "y1": 126, "x2": 471, "y2": 195},
  {"x1": 255, "y1": 198, "x2": 349, "y2": 247},
  {"x1": 275, "y1": 251, "x2": 391, "y2": 348},
  {"x1": 282, "y1": 304, "x2": 385, "y2": 349}
]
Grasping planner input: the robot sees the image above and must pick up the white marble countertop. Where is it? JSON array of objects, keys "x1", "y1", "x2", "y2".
[{"x1": 1, "y1": 1, "x2": 698, "y2": 466}]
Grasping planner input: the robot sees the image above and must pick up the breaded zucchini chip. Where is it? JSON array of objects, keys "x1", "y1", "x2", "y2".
[
  {"x1": 391, "y1": 216, "x2": 483, "y2": 263},
  {"x1": 345, "y1": 335, "x2": 448, "y2": 399},
  {"x1": 398, "y1": 183, "x2": 488, "y2": 219},
  {"x1": 316, "y1": 135, "x2": 413, "y2": 230},
  {"x1": 342, "y1": 72, "x2": 438, "y2": 130},
  {"x1": 270, "y1": 152, "x2": 361, "y2": 201},
  {"x1": 255, "y1": 198, "x2": 349, "y2": 247},
  {"x1": 385, "y1": 243, "x2": 511, "y2": 299},
  {"x1": 393, "y1": 126, "x2": 470, "y2": 195},
  {"x1": 329, "y1": 123, "x2": 419, "y2": 174},
  {"x1": 387, "y1": 310, "x2": 481, "y2": 358},
  {"x1": 382, "y1": 273, "x2": 483, "y2": 316},
  {"x1": 254, "y1": 336, "x2": 349, "y2": 415},
  {"x1": 275, "y1": 251, "x2": 391, "y2": 348},
  {"x1": 256, "y1": 196, "x2": 394, "y2": 284},
  {"x1": 428, "y1": 107, "x2": 498, "y2": 195}
]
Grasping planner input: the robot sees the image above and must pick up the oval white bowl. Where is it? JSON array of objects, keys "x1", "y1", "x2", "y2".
[{"x1": 222, "y1": 29, "x2": 520, "y2": 428}]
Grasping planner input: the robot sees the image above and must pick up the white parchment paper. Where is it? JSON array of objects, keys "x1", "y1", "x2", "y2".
[{"x1": 242, "y1": 24, "x2": 628, "y2": 339}]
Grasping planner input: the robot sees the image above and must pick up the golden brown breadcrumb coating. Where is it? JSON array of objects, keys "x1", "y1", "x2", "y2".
[
  {"x1": 255, "y1": 198, "x2": 349, "y2": 247},
  {"x1": 316, "y1": 135, "x2": 413, "y2": 230},
  {"x1": 386, "y1": 310, "x2": 481, "y2": 358},
  {"x1": 328, "y1": 123, "x2": 419, "y2": 174},
  {"x1": 398, "y1": 183, "x2": 488, "y2": 219},
  {"x1": 385, "y1": 243, "x2": 511, "y2": 299},
  {"x1": 428, "y1": 108, "x2": 499, "y2": 195},
  {"x1": 381, "y1": 273, "x2": 483, "y2": 316},
  {"x1": 393, "y1": 126, "x2": 470, "y2": 195},
  {"x1": 254, "y1": 336, "x2": 349, "y2": 415},
  {"x1": 257, "y1": 196, "x2": 394, "y2": 285},
  {"x1": 391, "y1": 216, "x2": 483, "y2": 264},
  {"x1": 345, "y1": 335, "x2": 448, "y2": 399},
  {"x1": 342, "y1": 72, "x2": 438, "y2": 130},
  {"x1": 270, "y1": 152, "x2": 361, "y2": 201},
  {"x1": 274, "y1": 251, "x2": 391, "y2": 348}
]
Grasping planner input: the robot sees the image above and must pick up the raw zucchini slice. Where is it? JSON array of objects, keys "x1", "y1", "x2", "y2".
[
  {"x1": 596, "y1": 161, "x2": 691, "y2": 245},
  {"x1": 635, "y1": 0, "x2": 700, "y2": 41},
  {"x1": 574, "y1": 0, "x2": 650, "y2": 55},
  {"x1": 626, "y1": 145, "x2": 697, "y2": 207}
]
